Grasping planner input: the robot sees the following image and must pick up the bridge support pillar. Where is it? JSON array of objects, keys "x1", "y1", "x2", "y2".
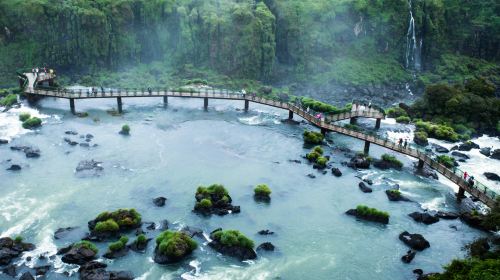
[
  {"x1": 363, "y1": 141, "x2": 370, "y2": 154},
  {"x1": 350, "y1": 117, "x2": 358, "y2": 125},
  {"x1": 69, "y1": 98, "x2": 75, "y2": 115},
  {"x1": 204, "y1": 97, "x2": 208, "y2": 111},
  {"x1": 244, "y1": 100, "x2": 249, "y2": 112},
  {"x1": 117, "y1": 97, "x2": 123, "y2": 114},
  {"x1": 417, "y1": 159, "x2": 425, "y2": 169},
  {"x1": 375, "y1": 118, "x2": 381, "y2": 129},
  {"x1": 163, "y1": 96, "x2": 168, "y2": 107},
  {"x1": 288, "y1": 110, "x2": 293, "y2": 120},
  {"x1": 456, "y1": 187, "x2": 466, "y2": 202}
]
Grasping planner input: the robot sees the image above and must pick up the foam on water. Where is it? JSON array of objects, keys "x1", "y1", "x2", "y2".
[{"x1": 0, "y1": 103, "x2": 51, "y2": 141}]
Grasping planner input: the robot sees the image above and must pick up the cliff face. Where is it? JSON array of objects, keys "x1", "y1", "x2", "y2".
[{"x1": 0, "y1": 0, "x2": 498, "y2": 86}]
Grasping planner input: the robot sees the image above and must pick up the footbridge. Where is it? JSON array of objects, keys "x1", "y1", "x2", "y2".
[{"x1": 18, "y1": 73, "x2": 498, "y2": 208}]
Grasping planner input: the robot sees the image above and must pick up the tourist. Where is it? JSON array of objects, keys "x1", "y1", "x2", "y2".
[
  {"x1": 468, "y1": 176, "x2": 475, "y2": 187},
  {"x1": 464, "y1": 171, "x2": 468, "y2": 180},
  {"x1": 398, "y1": 138, "x2": 403, "y2": 147},
  {"x1": 403, "y1": 139, "x2": 408, "y2": 148},
  {"x1": 368, "y1": 101, "x2": 372, "y2": 109},
  {"x1": 306, "y1": 106, "x2": 310, "y2": 113},
  {"x1": 242, "y1": 89, "x2": 246, "y2": 97},
  {"x1": 148, "y1": 87, "x2": 152, "y2": 94}
]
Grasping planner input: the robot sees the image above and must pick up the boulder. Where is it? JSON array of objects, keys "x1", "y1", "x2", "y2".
[
  {"x1": 435, "y1": 211, "x2": 459, "y2": 220},
  {"x1": 61, "y1": 246, "x2": 97, "y2": 265},
  {"x1": 145, "y1": 222, "x2": 156, "y2": 231},
  {"x1": 208, "y1": 239, "x2": 257, "y2": 261},
  {"x1": 65, "y1": 131, "x2": 78, "y2": 135},
  {"x1": 19, "y1": 272, "x2": 35, "y2": 280},
  {"x1": 460, "y1": 212, "x2": 492, "y2": 232},
  {"x1": 373, "y1": 159, "x2": 402, "y2": 170},
  {"x1": 484, "y1": 172, "x2": 500, "y2": 181},
  {"x1": 358, "y1": 182, "x2": 372, "y2": 193},
  {"x1": 10, "y1": 146, "x2": 41, "y2": 158},
  {"x1": 6, "y1": 164, "x2": 21, "y2": 171},
  {"x1": 54, "y1": 227, "x2": 81, "y2": 240},
  {"x1": 458, "y1": 142, "x2": 480, "y2": 151},
  {"x1": 79, "y1": 261, "x2": 134, "y2": 280},
  {"x1": 385, "y1": 189, "x2": 412, "y2": 202},
  {"x1": 307, "y1": 173, "x2": 316, "y2": 179},
  {"x1": 408, "y1": 212, "x2": 439, "y2": 225},
  {"x1": 0, "y1": 139, "x2": 8, "y2": 144},
  {"x1": 433, "y1": 144, "x2": 449, "y2": 153},
  {"x1": 64, "y1": 137, "x2": 78, "y2": 146},
  {"x1": 0, "y1": 237, "x2": 35, "y2": 266},
  {"x1": 451, "y1": 151, "x2": 470, "y2": 160},
  {"x1": 180, "y1": 226, "x2": 203, "y2": 238},
  {"x1": 128, "y1": 238, "x2": 151, "y2": 253},
  {"x1": 401, "y1": 250, "x2": 416, "y2": 263},
  {"x1": 258, "y1": 229, "x2": 274, "y2": 235},
  {"x1": 479, "y1": 147, "x2": 491, "y2": 157},
  {"x1": 414, "y1": 164, "x2": 438, "y2": 180},
  {"x1": 153, "y1": 197, "x2": 167, "y2": 207},
  {"x1": 34, "y1": 265, "x2": 51, "y2": 276},
  {"x1": 331, "y1": 168, "x2": 342, "y2": 177},
  {"x1": 347, "y1": 154, "x2": 371, "y2": 169},
  {"x1": 2, "y1": 264, "x2": 16, "y2": 277},
  {"x1": 75, "y1": 160, "x2": 103, "y2": 177},
  {"x1": 103, "y1": 247, "x2": 129, "y2": 259},
  {"x1": 257, "y1": 242, "x2": 275, "y2": 252},
  {"x1": 399, "y1": 231, "x2": 430, "y2": 251},
  {"x1": 345, "y1": 209, "x2": 388, "y2": 224},
  {"x1": 490, "y1": 149, "x2": 500, "y2": 160}
]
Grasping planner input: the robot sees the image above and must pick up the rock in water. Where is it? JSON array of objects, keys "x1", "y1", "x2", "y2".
[
  {"x1": 385, "y1": 189, "x2": 412, "y2": 202},
  {"x1": 491, "y1": 149, "x2": 500, "y2": 160},
  {"x1": 358, "y1": 182, "x2": 373, "y2": 193},
  {"x1": 19, "y1": 272, "x2": 35, "y2": 280},
  {"x1": 457, "y1": 141, "x2": 480, "y2": 151},
  {"x1": 2, "y1": 264, "x2": 16, "y2": 277},
  {"x1": 331, "y1": 167, "x2": 342, "y2": 177},
  {"x1": 433, "y1": 144, "x2": 449, "y2": 153},
  {"x1": 258, "y1": 229, "x2": 274, "y2": 235},
  {"x1": 345, "y1": 209, "x2": 389, "y2": 224},
  {"x1": 79, "y1": 261, "x2": 134, "y2": 280},
  {"x1": 451, "y1": 151, "x2": 470, "y2": 160},
  {"x1": 0, "y1": 139, "x2": 8, "y2": 144},
  {"x1": 401, "y1": 250, "x2": 416, "y2": 263},
  {"x1": 399, "y1": 231, "x2": 430, "y2": 251},
  {"x1": 408, "y1": 212, "x2": 439, "y2": 225},
  {"x1": 484, "y1": 172, "x2": 500, "y2": 181},
  {"x1": 153, "y1": 197, "x2": 167, "y2": 207},
  {"x1": 61, "y1": 246, "x2": 96, "y2": 265},
  {"x1": 435, "y1": 211, "x2": 459, "y2": 220},
  {"x1": 479, "y1": 147, "x2": 491, "y2": 157},
  {"x1": 75, "y1": 160, "x2": 103, "y2": 177},
  {"x1": 347, "y1": 154, "x2": 371, "y2": 169},
  {"x1": 257, "y1": 242, "x2": 275, "y2": 251},
  {"x1": 6, "y1": 164, "x2": 21, "y2": 171}
]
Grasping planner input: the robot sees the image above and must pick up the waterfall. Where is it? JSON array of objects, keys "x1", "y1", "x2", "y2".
[{"x1": 405, "y1": 0, "x2": 421, "y2": 71}]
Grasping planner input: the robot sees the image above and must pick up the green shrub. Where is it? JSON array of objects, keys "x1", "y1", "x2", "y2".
[
  {"x1": 381, "y1": 154, "x2": 403, "y2": 168},
  {"x1": 356, "y1": 205, "x2": 389, "y2": 219},
  {"x1": 136, "y1": 234, "x2": 147, "y2": 244},
  {"x1": 108, "y1": 240, "x2": 125, "y2": 251},
  {"x1": 156, "y1": 231, "x2": 197, "y2": 258},
  {"x1": 94, "y1": 208, "x2": 141, "y2": 231},
  {"x1": 316, "y1": 156, "x2": 328, "y2": 167},
  {"x1": 386, "y1": 107, "x2": 408, "y2": 118},
  {"x1": 415, "y1": 121, "x2": 459, "y2": 142},
  {"x1": 196, "y1": 184, "x2": 229, "y2": 197},
  {"x1": 312, "y1": 146, "x2": 324, "y2": 155},
  {"x1": 300, "y1": 97, "x2": 349, "y2": 114},
  {"x1": 306, "y1": 151, "x2": 321, "y2": 161},
  {"x1": 254, "y1": 184, "x2": 271, "y2": 197},
  {"x1": 197, "y1": 198, "x2": 213, "y2": 209},
  {"x1": 430, "y1": 258, "x2": 500, "y2": 280},
  {"x1": 344, "y1": 123, "x2": 362, "y2": 131},
  {"x1": 413, "y1": 131, "x2": 429, "y2": 146},
  {"x1": 95, "y1": 219, "x2": 120, "y2": 233},
  {"x1": 121, "y1": 124, "x2": 130, "y2": 134},
  {"x1": 14, "y1": 236, "x2": 23, "y2": 243},
  {"x1": 388, "y1": 189, "x2": 401, "y2": 196},
  {"x1": 73, "y1": 241, "x2": 98, "y2": 254},
  {"x1": 0, "y1": 94, "x2": 17, "y2": 106},
  {"x1": 19, "y1": 113, "x2": 31, "y2": 122},
  {"x1": 211, "y1": 230, "x2": 254, "y2": 249},
  {"x1": 396, "y1": 116, "x2": 411, "y2": 124},
  {"x1": 303, "y1": 130, "x2": 324, "y2": 144},
  {"x1": 436, "y1": 155, "x2": 455, "y2": 168},
  {"x1": 119, "y1": 236, "x2": 129, "y2": 244},
  {"x1": 22, "y1": 117, "x2": 42, "y2": 129}
]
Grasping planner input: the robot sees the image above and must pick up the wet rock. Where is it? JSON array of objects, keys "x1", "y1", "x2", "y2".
[
  {"x1": 75, "y1": 160, "x2": 103, "y2": 176},
  {"x1": 457, "y1": 141, "x2": 480, "y2": 151},
  {"x1": 373, "y1": 159, "x2": 402, "y2": 170},
  {"x1": 6, "y1": 164, "x2": 21, "y2": 171},
  {"x1": 34, "y1": 265, "x2": 51, "y2": 276},
  {"x1": 258, "y1": 229, "x2": 274, "y2": 235},
  {"x1": 451, "y1": 151, "x2": 470, "y2": 160},
  {"x1": 65, "y1": 130, "x2": 78, "y2": 135},
  {"x1": 413, "y1": 269, "x2": 423, "y2": 276},
  {"x1": 208, "y1": 230, "x2": 257, "y2": 261},
  {"x1": 460, "y1": 212, "x2": 492, "y2": 232},
  {"x1": 399, "y1": 231, "x2": 430, "y2": 251},
  {"x1": 433, "y1": 144, "x2": 449, "y2": 153},
  {"x1": 2, "y1": 264, "x2": 16, "y2": 277},
  {"x1": 56, "y1": 244, "x2": 73, "y2": 255},
  {"x1": 363, "y1": 178, "x2": 373, "y2": 185},
  {"x1": 79, "y1": 142, "x2": 90, "y2": 147},
  {"x1": 103, "y1": 247, "x2": 129, "y2": 259},
  {"x1": 128, "y1": 238, "x2": 151, "y2": 253},
  {"x1": 79, "y1": 261, "x2": 134, "y2": 280},
  {"x1": 490, "y1": 149, "x2": 500, "y2": 160},
  {"x1": 61, "y1": 246, "x2": 97, "y2": 265},
  {"x1": 0, "y1": 237, "x2": 35, "y2": 266},
  {"x1": 0, "y1": 139, "x2": 8, "y2": 144},
  {"x1": 19, "y1": 272, "x2": 35, "y2": 280},
  {"x1": 414, "y1": 164, "x2": 438, "y2": 180},
  {"x1": 10, "y1": 146, "x2": 41, "y2": 158},
  {"x1": 54, "y1": 227, "x2": 79, "y2": 240},
  {"x1": 180, "y1": 226, "x2": 203, "y2": 238},
  {"x1": 331, "y1": 167, "x2": 342, "y2": 177},
  {"x1": 479, "y1": 147, "x2": 491, "y2": 157},
  {"x1": 288, "y1": 159, "x2": 301, "y2": 164},
  {"x1": 307, "y1": 173, "x2": 316, "y2": 179},
  {"x1": 86, "y1": 134, "x2": 94, "y2": 139},
  {"x1": 484, "y1": 172, "x2": 500, "y2": 181},
  {"x1": 145, "y1": 222, "x2": 156, "y2": 231},
  {"x1": 385, "y1": 189, "x2": 412, "y2": 202},
  {"x1": 408, "y1": 212, "x2": 439, "y2": 225},
  {"x1": 401, "y1": 250, "x2": 416, "y2": 263},
  {"x1": 347, "y1": 154, "x2": 371, "y2": 169},
  {"x1": 64, "y1": 137, "x2": 78, "y2": 146},
  {"x1": 345, "y1": 208, "x2": 388, "y2": 224},
  {"x1": 153, "y1": 197, "x2": 167, "y2": 207},
  {"x1": 435, "y1": 211, "x2": 459, "y2": 220},
  {"x1": 358, "y1": 182, "x2": 373, "y2": 193},
  {"x1": 257, "y1": 242, "x2": 275, "y2": 251}
]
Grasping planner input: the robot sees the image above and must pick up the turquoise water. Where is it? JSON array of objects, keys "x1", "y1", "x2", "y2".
[{"x1": 0, "y1": 97, "x2": 487, "y2": 279}]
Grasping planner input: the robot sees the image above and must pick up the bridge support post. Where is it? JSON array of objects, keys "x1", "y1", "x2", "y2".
[
  {"x1": 69, "y1": 98, "x2": 75, "y2": 115},
  {"x1": 204, "y1": 97, "x2": 208, "y2": 111},
  {"x1": 321, "y1": 128, "x2": 327, "y2": 136},
  {"x1": 288, "y1": 110, "x2": 293, "y2": 120},
  {"x1": 417, "y1": 159, "x2": 425, "y2": 169},
  {"x1": 350, "y1": 117, "x2": 358, "y2": 125},
  {"x1": 375, "y1": 118, "x2": 381, "y2": 129},
  {"x1": 117, "y1": 97, "x2": 123, "y2": 114},
  {"x1": 456, "y1": 187, "x2": 466, "y2": 202},
  {"x1": 163, "y1": 96, "x2": 168, "y2": 107},
  {"x1": 244, "y1": 100, "x2": 249, "y2": 112},
  {"x1": 363, "y1": 141, "x2": 370, "y2": 154}
]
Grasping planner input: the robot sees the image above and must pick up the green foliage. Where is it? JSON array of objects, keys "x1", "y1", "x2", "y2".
[
  {"x1": 303, "y1": 130, "x2": 324, "y2": 144},
  {"x1": 121, "y1": 124, "x2": 130, "y2": 134},
  {"x1": 312, "y1": 146, "x2": 324, "y2": 155},
  {"x1": 254, "y1": 184, "x2": 271, "y2": 197},
  {"x1": 94, "y1": 209, "x2": 141, "y2": 231},
  {"x1": 14, "y1": 236, "x2": 23, "y2": 243},
  {"x1": 356, "y1": 205, "x2": 389, "y2": 219},
  {"x1": 0, "y1": 94, "x2": 17, "y2": 107},
  {"x1": 395, "y1": 116, "x2": 411, "y2": 124},
  {"x1": 108, "y1": 236, "x2": 129, "y2": 252},
  {"x1": 21, "y1": 117, "x2": 42, "y2": 129},
  {"x1": 388, "y1": 189, "x2": 401, "y2": 196},
  {"x1": 386, "y1": 107, "x2": 408, "y2": 118},
  {"x1": 415, "y1": 121, "x2": 459, "y2": 142},
  {"x1": 211, "y1": 230, "x2": 254, "y2": 249},
  {"x1": 156, "y1": 231, "x2": 197, "y2": 258},
  {"x1": 381, "y1": 154, "x2": 403, "y2": 168},
  {"x1": 196, "y1": 198, "x2": 212, "y2": 209},
  {"x1": 436, "y1": 155, "x2": 455, "y2": 168},
  {"x1": 73, "y1": 241, "x2": 98, "y2": 254},
  {"x1": 482, "y1": 198, "x2": 500, "y2": 231},
  {"x1": 196, "y1": 184, "x2": 229, "y2": 197},
  {"x1": 414, "y1": 131, "x2": 429, "y2": 146},
  {"x1": 136, "y1": 234, "x2": 147, "y2": 245},
  {"x1": 95, "y1": 219, "x2": 120, "y2": 233},
  {"x1": 300, "y1": 97, "x2": 349, "y2": 114},
  {"x1": 316, "y1": 156, "x2": 328, "y2": 167},
  {"x1": 429, "y1": 258, "x2": 500, "y2": 280},
  {"x1": 19, "y1": 113, "x2": 31, "y2": 122},
  {"x1": 306, "y1": 151, "x2": 320, "y2": 162},
  {"x1": 344, "y1": 124, "x2": 362, "y2": 131}
]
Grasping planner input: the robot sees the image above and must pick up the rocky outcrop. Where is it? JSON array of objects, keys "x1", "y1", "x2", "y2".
[
  {"x1": 79, "y1": 261, "x2": 134, "y2": 280},
  {"x1": 75, "y1": 160, "x2": 103, "y2": 176},
  {"x1": 208, "y1": 229, "x2": 257, "y2": 261},
  {"x1": 385, "y1": 189, "x2": 412, "y2": 202},
  {"x1": 490, "y1": 149, "x2": 500, "y2": 160},
  {"x1": 373, "y1": 159, "x2": 402, "y2": 170},
  {"x1": 10, "y1": 146, "x2": 40, "y2": 158},
  {"x1": 0, "y1": 139, "x2": 8, "y2": 144},
  {"x1": 153, "y1": 197, "x2": 167, "y2": 207},
  {"x1": 408, "y1": 212, "x2": 439, "y2": 225},
  {"x1": 435, "y1": 211, "x2": 459, "y2": 220},
  {"x1": 128, "y1": 239, "x2": 151, "y2": 253},
  {"x1": 358, "y1": 182, "x2": 372, "y2": 193},
  {"x1": 460, "y1": 212, "x2": 493, "y2": 232},
  {"x1": 433, "y1": 144, "x2": 449, "y2": 153},
  {"x1": 103, "y1": 247, "x2": 129, "y2": 259},
  {"x1": 345, "y1": 209, "x2": 389, "y2": 224},
  {"x1": 479, "y1": 147, "x2": 491, "y2": 157},
  {"x1": 414, "y1": 164, "x2": 438, "y2": 180},
  {"x1": 257, "y1": 242, "x2": 275, "y2": 251},
  {"x1": 484, "y1": 172, "x2": 500, "y2": 181},
  {"x1": 0, "y1": 237, "x2": 35, "y2": 266},
  {"x1": 347, "y1": 154, "x2": 371, "y2": 169},
  {"x1": 451, "y1": 151, "x2": 470, "y2": 160},
  {"x1": 61, "y1": 246, "x2": 96, "y2": 265},
  {"x1": 399, "y1": 231, "x2": 430, "y2": 251},
  {"x1": 456, "y1": 141, "x2": 480, "y2": 151}
]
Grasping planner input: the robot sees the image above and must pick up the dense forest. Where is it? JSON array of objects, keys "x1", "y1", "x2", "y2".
[{"x1": 0, "y1": 0, "x2": 499, "y2": 96}]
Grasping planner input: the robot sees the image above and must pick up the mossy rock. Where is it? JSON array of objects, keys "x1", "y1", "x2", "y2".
[{"x1": 153, "y1": 231, "x2": 197, "y2": 264}]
